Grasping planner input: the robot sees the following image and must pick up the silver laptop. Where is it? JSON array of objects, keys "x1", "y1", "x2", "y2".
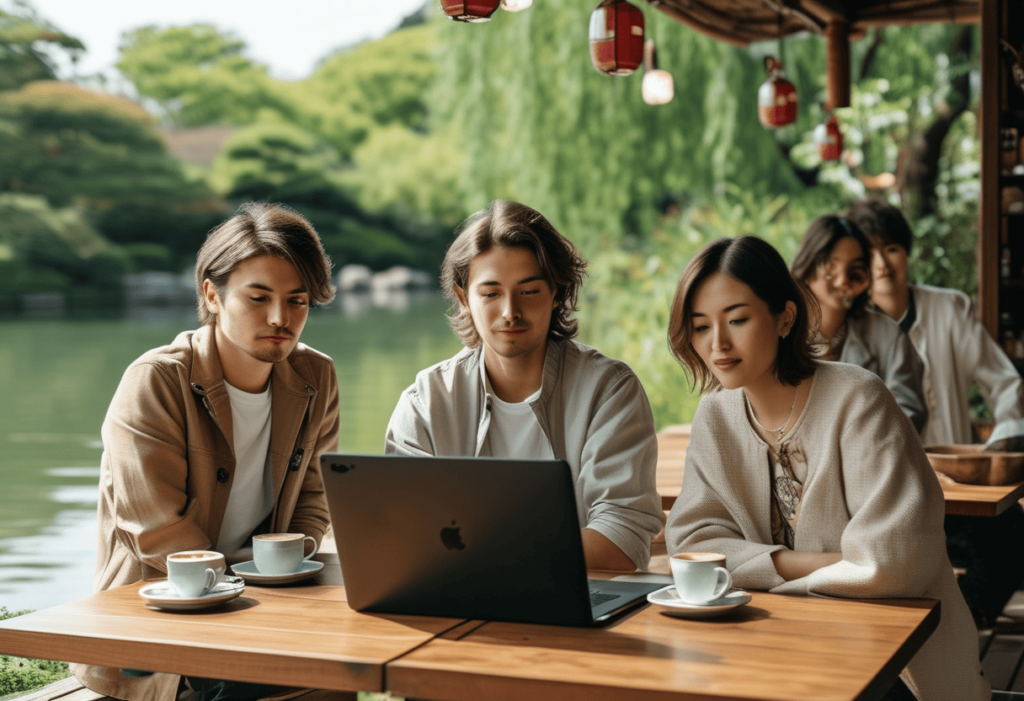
[{"x1": 320, "y1": 454, "x2": 662, "y2": 627}]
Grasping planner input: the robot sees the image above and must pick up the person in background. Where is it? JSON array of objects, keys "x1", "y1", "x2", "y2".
[
  {"x1": 847, "y1": 197, "x2": 1024, "y2": 449},
  {"x1": 665, "y1": 235, "x2": 988, "y2": 701},
  {"x1": 790, "y1": 215, "x2": 928, "y2": 433},
  {"x1": 848, "y1": 197, "x2": 1024, "y2": 628},
  {"x1": 73, "y1": 203, "x2": 340, "y2": 701},
  {"x1": 385, "y1": 200, "x2": 665, "y2": 572}
]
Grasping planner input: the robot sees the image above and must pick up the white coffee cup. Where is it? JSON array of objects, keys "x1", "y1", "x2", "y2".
[
  {"x1": 166, "y1": 550, "x2": 226, "y2": 599},
  {"x1": 253, "y1": 533, "x2": 318, "y2": 575},
  {"x1": 670, "y1": 552, "x2": 732, "y2": 604}
]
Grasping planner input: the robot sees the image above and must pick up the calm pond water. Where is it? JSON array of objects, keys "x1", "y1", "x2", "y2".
[{"x1": 0, "y1": 291, "x2": 461, "y2": 612}]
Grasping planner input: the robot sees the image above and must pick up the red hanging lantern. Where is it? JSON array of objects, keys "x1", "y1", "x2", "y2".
[
  {"x1": 439, "y1": 0, "x2": 500, "y2": 22},
  {"x1": 589, "y1": 0, "x2": 645, "y2": 76},
  {"x1": 814, "y1": 115, "x2": 843, "y2": 161},
  {"x1": 757, "y1": 57, "x2": 798, "y2": 128}
]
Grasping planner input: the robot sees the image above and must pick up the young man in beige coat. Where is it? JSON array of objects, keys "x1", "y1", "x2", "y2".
[{"x1": 72, "y1": 202, "x2": 340, "y2": 701}]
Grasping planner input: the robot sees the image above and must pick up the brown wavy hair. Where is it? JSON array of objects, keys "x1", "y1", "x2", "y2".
[
  {"x1": 440, "y1": 200, "x2": 586, "y2": 348},
  {"x1": 668, "y1": 236, "x2": 819, "y2": 392},
  {"x1": 790, "y1": 215, "x2": 872, "y2": 319},
  {"x1": 845, "y1": 198, "x2": 915, "y2": 254},
  {"x1": 195, "y1": 202, "x2": 335, "y2": 325}
]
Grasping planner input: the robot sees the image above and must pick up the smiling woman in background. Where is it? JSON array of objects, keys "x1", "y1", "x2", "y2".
[
  {"x1": 791, "y1": 215, "x2": 928, "y2": 433},
  {"x1": 665, "y1": 236, "x2": 988, "y2": 701}
]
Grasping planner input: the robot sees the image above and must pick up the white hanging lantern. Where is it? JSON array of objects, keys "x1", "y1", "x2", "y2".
[
  {"x1": 641, "y1": 40, "x2": 673, "y2": 105},
  {"x1": 500, "y1": 0, "x2": 533, "y2": 10}
]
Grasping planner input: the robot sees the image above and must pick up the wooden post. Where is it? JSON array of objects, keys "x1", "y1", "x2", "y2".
[
  {"x1": 825, "y1": 20, "x2": 850, "y2": 109},
  {"x1": 978, "y1": 0, "x2": 1000, "y2": 338}
]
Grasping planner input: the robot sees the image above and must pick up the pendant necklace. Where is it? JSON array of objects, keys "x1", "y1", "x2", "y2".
[{"x1": 747, "y1": 387, "x2": 798, "y2": 444}]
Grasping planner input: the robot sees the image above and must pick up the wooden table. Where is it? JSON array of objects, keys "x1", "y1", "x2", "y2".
[
  {"x1": 0, "y1": 556, "x2": 940, "y2": 701},
  {"x1": 387, "y1": 593, "x2": 939, "y2": 701},
  {"x1": 656, "y1": 428, "x2": 1024, "y2": 517},
  {"x1": 0, "y1": 557, "x2": 461, "y2": 694}
]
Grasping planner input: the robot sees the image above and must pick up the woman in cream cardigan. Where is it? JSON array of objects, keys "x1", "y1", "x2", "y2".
[{"x1": 665, "y1": 236, "x2": 988, "y2": 701}]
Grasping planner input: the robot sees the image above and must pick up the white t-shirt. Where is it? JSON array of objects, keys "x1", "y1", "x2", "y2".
[
  {"x1": 480, "y1": 363, "x2": 554, "y2": 460},
  {"x1": 216, "y1": 381, "x2": 274, "y2": 553}
]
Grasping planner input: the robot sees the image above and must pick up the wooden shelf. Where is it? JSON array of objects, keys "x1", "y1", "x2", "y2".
[{"x1": 984, "y1": 0, "x2": 1024, "y2": 336}]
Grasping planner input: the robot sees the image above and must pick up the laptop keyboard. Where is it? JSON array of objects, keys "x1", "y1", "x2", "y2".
[{"x1": 589, "y1": 590, "x2": 620, "y2": 607}]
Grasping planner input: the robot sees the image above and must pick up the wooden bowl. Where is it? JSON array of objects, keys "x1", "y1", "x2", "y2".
[{"x1": 925, "y1": 444, "x2": 1024, "y2": 485}]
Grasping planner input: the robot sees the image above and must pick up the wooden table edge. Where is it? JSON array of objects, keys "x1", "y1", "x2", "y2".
[
  {"x1": 0, "y1": 589, "x2": 471, "y2": 694},
  {"x1": 0, "y1": 626, "x2": 387, "y2": 692},
  {"x1": 942, "y1": 480, "x2": 1024, "y2": 516},
  {"x1": 851, "y1": 598, "x2": 941, "y2": 701},
  {"x1": 384, "y1": 596, "x2": 942, "y2": 701}
]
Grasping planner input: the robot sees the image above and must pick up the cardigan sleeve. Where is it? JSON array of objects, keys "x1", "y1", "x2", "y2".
[
  {"x1": 665, "y1": 398, "x2": 787, "y2": 591},
  {"x1": 785, "y1": 375, "x2": 949, "y2": 598}
]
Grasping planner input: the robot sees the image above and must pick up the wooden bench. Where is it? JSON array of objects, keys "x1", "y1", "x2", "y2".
[{"x1": 8, "y1": 677, "x2": 107, "y2": 701}]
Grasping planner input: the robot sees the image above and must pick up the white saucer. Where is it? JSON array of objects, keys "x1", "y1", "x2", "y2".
[
  {"x1": 647, "y1": 586, "x2": 752, "y2": 618},
  {"x1": 139, "y1": 578, "x2": 245, "y2": 611},
  {"x1": 231, "y1": 559, "x2": 324, "y2": 585}
]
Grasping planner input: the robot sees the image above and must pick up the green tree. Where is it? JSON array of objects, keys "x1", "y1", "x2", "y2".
[
  {"x1": 116, "y1": 24, "x2": 297, "y2": 128},
  {"x1": 0, "y1": 1, "x2": 83, "y2": 91},
  {"x1": 211, "y1": 122, "x2": 449, "y2": 270},
  {"x1": 340, "y1": 123, "x2": 466, "y2": 227},
  {"x1": 0, "y1": 80, "x2": 226, "y2": 271}
]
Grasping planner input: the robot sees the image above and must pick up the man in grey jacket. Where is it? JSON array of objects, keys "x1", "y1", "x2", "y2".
[{"x1": 385, "y1": 200, "x2": 665, "y2": 571}]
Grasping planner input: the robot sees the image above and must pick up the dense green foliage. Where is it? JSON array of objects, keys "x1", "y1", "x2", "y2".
[
  {"x1": 0, "y1": 2, "x2": 82, "y2": 91},
  {"x1": 114, "y1": 19, "x2": 459, "y2": 271},
  {"x1": 0, "y1": 79, "x2": 226, "y2": 285},
  {"x1": 0, "y1": 608, "x2": 70, "y2": 698},
  {"x1": 117, "y1": 24, "x2": 296, "y2": 129}
]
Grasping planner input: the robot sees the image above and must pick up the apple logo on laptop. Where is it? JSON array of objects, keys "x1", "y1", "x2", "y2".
[{"x1": 441, "y1": 520, "x2": 465, "y2": 551}]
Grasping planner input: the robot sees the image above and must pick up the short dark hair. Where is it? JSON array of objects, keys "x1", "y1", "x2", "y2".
[
  {"x1": 440, "y1": 200, "x2": 586, "y2": 348},
  {"x1": 195, "y1": 202, "x2": 335, "y2": 325},
  {"x1": 791, "y1": 215, "x2": 872, "y2": 318},
  {"x1": 668, "y1": 236, "x2": 818, "y2": 392},
  {"x1": 845, "y1": 198, "x2": 914, "y2": 254}
]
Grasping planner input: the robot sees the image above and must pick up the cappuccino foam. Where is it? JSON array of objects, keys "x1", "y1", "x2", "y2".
[{"x1": 255, "y1": 533, "x2": 302, "y2": 543}]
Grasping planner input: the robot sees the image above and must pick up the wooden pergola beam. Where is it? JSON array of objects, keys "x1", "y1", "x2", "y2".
[
  {"x1": 647, "y1": 0, "x2": 977, "y2": 113},
  {"x1": 825, "y1": 19, "x2": 851, "y2": 108},
  {"x1": 762, "y1": 0, "x2": 826, "y2": 33},
  {"x1": 798, "y1": 0, "x2": 848, "y2": 23},
  {"x1": 853, "y1": 2, "x2": 979, "y2": 26},
  {"x1": 647, "y1": 1, "x2": 752, "y2": 47}
]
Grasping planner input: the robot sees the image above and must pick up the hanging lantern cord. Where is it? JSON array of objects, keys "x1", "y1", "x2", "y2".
[
  {"x1": 776, "y1": 7, "x2": 785, "y2": 68},
  {"x1": 644, "y1": 39, "x2": 657, "y2": 72}
]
